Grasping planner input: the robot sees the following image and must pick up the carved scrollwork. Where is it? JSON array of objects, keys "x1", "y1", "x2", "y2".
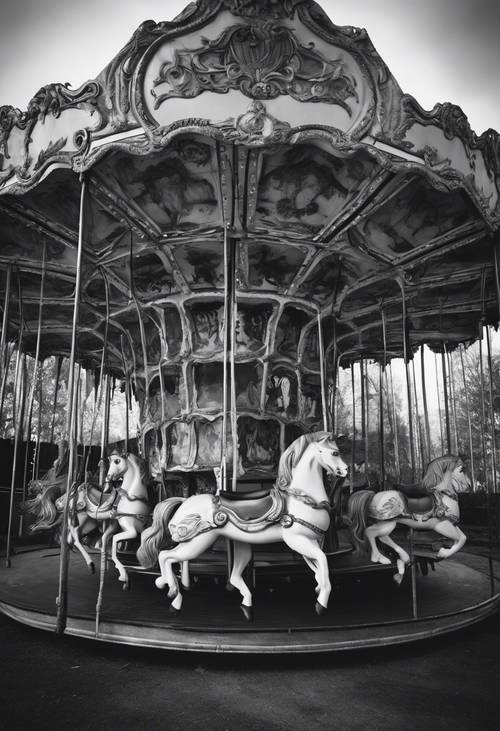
[
  {"x1": 26, "y1": 81, "x2": 100, "y2": 123},
  {"x1": 222, "y1": 0, "x2": 305, "y2": 18},
  {"x1": 216, "y1": 101, "x2": 291, "y2": 145},
  {"x1": 394, "y1": 95, "x2": 500, "y2": 182},
  {"x1": 151, "y1": 21, "x2": 358, "y2": 112}
]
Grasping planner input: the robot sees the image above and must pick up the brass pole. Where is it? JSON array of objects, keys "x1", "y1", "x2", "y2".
[{"x1": 55, "y1": 175, "x2": 87, "y2": 635}]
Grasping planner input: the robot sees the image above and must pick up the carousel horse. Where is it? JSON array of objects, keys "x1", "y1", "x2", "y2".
[
  {"x1": 56, "y1": 451, "x2": 151, "y2": 589},
  {"x1": 137, "y1": 432, "x2": 348, "y2": 619},
  {"x1": 343, "y1": 454, "x2": 469, "y2": 582}
]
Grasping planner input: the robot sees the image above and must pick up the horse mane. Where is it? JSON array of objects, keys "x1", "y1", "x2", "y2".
[
  {"x1": 421, "y1": 455, "x2": 462, "y2": 491},
  {"x1": 275, "y1": 431, "x2": 331, "y2": 490}
]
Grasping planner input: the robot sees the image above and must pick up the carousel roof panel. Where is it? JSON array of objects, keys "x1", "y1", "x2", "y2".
[{"x1": 0, "y1": 0, "x2": 499, "y2": 374}]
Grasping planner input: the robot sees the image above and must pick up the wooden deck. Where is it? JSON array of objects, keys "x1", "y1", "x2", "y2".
[{"x1": 0, "y1": 547, "x2": 498, "y2": 653}]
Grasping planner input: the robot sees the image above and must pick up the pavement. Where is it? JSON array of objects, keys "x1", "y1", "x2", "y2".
[{"x1": 1, "y1": 533, "x2": 500, "y2": 731}]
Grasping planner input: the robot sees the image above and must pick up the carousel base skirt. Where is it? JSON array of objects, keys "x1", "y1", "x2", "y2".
[{"x1": 0, "y1": 549, "x2": 498, "y2": 653}]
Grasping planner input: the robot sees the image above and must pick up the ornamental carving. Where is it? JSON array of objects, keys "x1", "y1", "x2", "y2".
[
  {"x1": 152, "y1": 22, "x2": 357, "y2": 112},
  {"x1": 217, "y1": 101, "x2": 291, "y2": 145},
  {"x1": 395, "y1": 95, "x2": 500, "y2": 181},
  {"x1": 221, "y1": 0, "x2": 305, "y2": 18}
]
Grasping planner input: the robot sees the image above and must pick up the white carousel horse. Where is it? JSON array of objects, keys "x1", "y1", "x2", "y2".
[
  {"x1": 344, "y1": 455, "x2": 469, "y2": 582},
  {"x1": 56, "y1": 452, "x2": 151, "y2": 589},
  {"x1": 137, "y1": 431, "x2": 348, "y2": 619}
]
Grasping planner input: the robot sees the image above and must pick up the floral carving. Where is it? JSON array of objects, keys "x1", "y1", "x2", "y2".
[{"x1": 152, "y1": 21, "x2": 357, "y2": 112}]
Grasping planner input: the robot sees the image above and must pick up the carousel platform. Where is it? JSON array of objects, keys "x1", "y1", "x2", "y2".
[{"x1": 0, "y1": 546, "x2": 498, "y2": 653}]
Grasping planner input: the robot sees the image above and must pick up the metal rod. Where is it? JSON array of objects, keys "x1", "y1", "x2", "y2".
[
  {"x1": 459, "y1": 345, "x2": 476, "y2": 490},
  {"x1": 221, "y1": 223, "x2": 230, "y2": 491},
  {"x1": 5, "y1": 349, "x2": 25, "y2": 567},
  {"x1": 55, "y1": 176, "x2": 87, "y2": 635},
  {"x1": 486, "y1": 326, "x2": 498, "y2": 493},
  {"x1": 478, "y1": 332, "x2": 489, "y2": 490},
  {"x1": 0, "y1": 264, "x2": 12, "y2": 377},
  {"x1": 398, "y1": 278, "x2": 415, "y2": 480},
  {"x1": 350, "y1": 362, "x2": 356, "y2": 493},
  {"x1": 230, "y1": 237, "x2": 238, "y2": 492},
  {"x1": 411, "y1": 357, "x2": 424, "y2": 473},
  {"x1": 378, "y1": 362, "x2": 385, "y2": 488},
  {"x1": 441, "y1": 349, "x2": 452, "y2": 453},
  {"x1": 446, "y1": 347, "x2": 459, "y2": 454},
  {"x1": 389, "y1": 363, "x2": 400, "y2": 480},
  {"x1": 434, "y1": 352, "x2": 444, "y2": 454},
  {"x1": 420, "y1": 347, "x2": 431, "y2": 463},
  {"x1": 317, "y1": 311, "x2": 328, "y2": 432}
]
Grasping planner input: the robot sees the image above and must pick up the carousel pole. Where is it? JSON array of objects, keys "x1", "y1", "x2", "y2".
[
  {"x1": 440, "y1": 348, "x2": 452, "y2": 453},
  {"x1": 478, "y1": 330, "x2": 489, "y2": 490},
  {"x1": 388, "y1": 363, "x2": 400, "y2": 481},
  {"x1": 0, "y1": 264, "x2": 12, "y2": 379},
  {"x1": 5, "y1": 347, "x2": 25, "y2": 567},
  {"x1": 379, "y1": 307, "x2": 388, "y2": 487},
  {"x1": 360, "y1": 358, "x2": 368, "y2": 470},
  {"x1": 317, "y1": 311, "x2": 329, "y2": 432},
  {"x1": 420, "y1": 347, "x2": 431, "y2": 463},
  {"x1": 55, "y1": 175, "x2": 86, "y2": 635},
  {"x1": 230, "y1": 232, "x2": 238, "y2": 492},
  {"x1": 434, "y1": 352, "x2": 445, "y2": 453},
  {"x1": 486, "y1": 326, "x2": 498, "y2": 493},
  {"x1": 220, "y1": 223, "x2": 230, "y2": 492},
  {"x1": 446, "y1": 346, "x2": 459, "y2": 454},
  {"x1": 20, "y1": 242, "x2": 46, "y2": 533},
  {"x1": 350, "y1": 362, "x2": 356, "y2": 493},
  {"x1": 459, "y1": 344, "x2": 476, "y2": 490},
  {"x1": 49, "y1": 357, "x2": 62, "y2": 444},
  {"x1": 411, "y1": 357, "x2": 424, "y2": 474},
  {"x1": 399, "y1": 278, "x2": 416, "y2": 481}
]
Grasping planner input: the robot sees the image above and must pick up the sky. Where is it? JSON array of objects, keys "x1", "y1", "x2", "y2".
[{"x1": 0, "y1": 0, "x2": 500, "y2": 134}]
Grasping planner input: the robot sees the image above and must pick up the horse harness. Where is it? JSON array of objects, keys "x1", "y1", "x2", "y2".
[
  {"x1": 169, "y1": 485, "x2": 330, "y2": 543},
  {"x1": 71, "y1": 482, "x2": 150, "y2": 523}
]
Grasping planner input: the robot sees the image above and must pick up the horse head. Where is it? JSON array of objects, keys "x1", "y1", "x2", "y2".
[
  {"x1": 314, "y1": 435, "x2": 349, "y2": 478},
  {"x1": 422, "y1": 454, "x2": 470, "y2": 497},
  {"x1": 105, "y1": 452, "x2": 129, "y2": 489}
]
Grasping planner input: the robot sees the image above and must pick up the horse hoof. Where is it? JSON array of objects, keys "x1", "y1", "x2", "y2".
[
  {"x1": 89, "y1": 562, "x2": 95, "y2": 575},
  {"x1": 122, "y1": 581, "x2": 130, "y2": 592},
  {"x1": 393, "y1": 573, "x2": 404, "y2": 586},
  {"x1": 240, "y1": 604, "x2": 253, "y2": 622},
  {"x1": 155, "y1": 577, "x2": 167, "y2": 590},
  {"x1": 181, "y1": 584, "x2": 190, "y2": 593},
  {"x1": 225, "y1": 582, "x2": 235, "y2": 592},
  {"x1": 315, "y1": 601, "x2": 327, "y2": 616},
  {"x1": 169, "y1": 605, "x2": 180, "y2": 616}
]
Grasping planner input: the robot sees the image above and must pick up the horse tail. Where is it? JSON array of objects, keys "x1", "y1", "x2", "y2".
[
  {"x1": 343, "y1": 490, "x2": 376, "y2": 552},
  {"x1": 21, "y1": 492, "x2": 59, "y2": 533},
  {"x1": 137, "y1": 497, "x2": 184, "y2": 569}
]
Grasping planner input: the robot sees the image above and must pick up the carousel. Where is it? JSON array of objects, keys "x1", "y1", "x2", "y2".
[{"x1": 0, "y1": 0, "x2": 499, "y2": 653}]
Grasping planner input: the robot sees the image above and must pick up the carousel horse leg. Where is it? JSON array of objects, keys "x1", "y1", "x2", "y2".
[
  {"x1": 230, "y1": 541, "x2": 253, "y2": 621},
  {"x1": 377, "y1": 533, "x2": 410, "y2": 585},
  {"x1": 110, "y1": 520, "x2": 139, "y2": 590},
  {"x1": 180, "y1": 561, "x2": 190, "y2": 591},
  {"x1": 157, "y1": 532, "x2": 218, "y2": 614},
  {"x1": 281, "y1": 532, "x2": 331, "y2": 614},
  {"x1": 364, "y1": 520, "x2": 395, "y2": 565},
  {"x1": 68, "y1": 522, "x2": 95, "y2": 574},
  {"x1": 303, "y1": 555, "x2": 321, "y2": 595},
  {"x1": 433, "y1": 520, "x2": 467, "y2": 558}
]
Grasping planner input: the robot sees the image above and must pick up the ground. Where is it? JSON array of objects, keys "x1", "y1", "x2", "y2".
[{"x1": 1, "y1": 543, "x2": 500, "y2": 730}]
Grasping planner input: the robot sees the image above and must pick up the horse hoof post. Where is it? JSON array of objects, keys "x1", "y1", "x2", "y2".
[
  {"x1": 393, "y1": 572, "x2": 403, "y2": 586},
  {"x1": 315, "y1": 601, "x2": 327, "y2": 616},
  {"x1": 240, "y1": 604, "x2": 253, "y2": 622},
  {"x1": 122, "y1": 581, "x2": 130, "y2": 592},
  {"x1": 169, "y1": 605, "x2": 180, "y2": 616}
]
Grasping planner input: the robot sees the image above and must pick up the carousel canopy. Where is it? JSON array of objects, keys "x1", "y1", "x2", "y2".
[{"x1": 0, "y1": 0, "x2": 499, "y2": 376}]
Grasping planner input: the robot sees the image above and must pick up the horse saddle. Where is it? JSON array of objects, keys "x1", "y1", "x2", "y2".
[
  {"x1": 214, "y1": 488, "x2": 285, "y2": 531},
  {"x1": 397, "y1": 483, "x2": 435, "y2": 515}
]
